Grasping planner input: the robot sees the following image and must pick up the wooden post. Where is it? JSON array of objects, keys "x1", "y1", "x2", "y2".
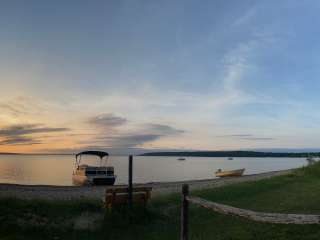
[
  {"x1": 181, "y1": 184, "x2": 189, "y2": 240},
  {"x1": 128, "y1": 155, "x2": 133, "y2": 207}
]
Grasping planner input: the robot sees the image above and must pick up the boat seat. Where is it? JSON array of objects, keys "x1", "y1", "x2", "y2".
[{"x1": 104, "y1": 186, "x2": 152, "y2": 208}]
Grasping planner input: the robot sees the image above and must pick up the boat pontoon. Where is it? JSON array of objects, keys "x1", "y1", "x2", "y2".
[{"x1": 72, "y1": 151, "x2": 116, "y2": 186}]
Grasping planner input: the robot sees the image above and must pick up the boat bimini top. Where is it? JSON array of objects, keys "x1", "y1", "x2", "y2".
[{"x1": 75, "y1": 151, "x2": 110, "y2": 167}]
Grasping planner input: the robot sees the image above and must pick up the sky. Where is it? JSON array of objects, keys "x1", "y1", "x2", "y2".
[{"x1": 1, "y1": 0, "x2": 320, "y2": 154}]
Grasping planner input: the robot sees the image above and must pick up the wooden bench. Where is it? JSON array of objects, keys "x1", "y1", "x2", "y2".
[{"x1": 104, "y1": 186, "x2": 152, "y2": 208}]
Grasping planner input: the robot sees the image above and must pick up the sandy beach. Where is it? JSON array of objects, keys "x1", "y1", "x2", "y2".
[{"x1": 0, "y1": 169, "x2": 293, "y2": 200}]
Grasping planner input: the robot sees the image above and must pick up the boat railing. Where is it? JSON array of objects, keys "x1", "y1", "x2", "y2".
[{"x1": 180, "y1": 184, "x2": 320, "y2": 240}]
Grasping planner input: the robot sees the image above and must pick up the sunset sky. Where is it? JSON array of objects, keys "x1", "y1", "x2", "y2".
[{"x1": 1, "y1": 0, "x2": 320, "y2": 154}]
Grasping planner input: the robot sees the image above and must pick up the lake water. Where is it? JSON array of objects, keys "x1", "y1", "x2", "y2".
[{"x1": 0, "y1": 155, "x2": 308, "y2": 186}]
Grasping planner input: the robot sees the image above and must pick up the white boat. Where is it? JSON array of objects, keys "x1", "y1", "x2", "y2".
[
  {"x1": 72, "y1": 151, "x2": 116, "y2": 186},
  {"x1": 215, "y1": 168, "x2": 245, "y2": 177}
]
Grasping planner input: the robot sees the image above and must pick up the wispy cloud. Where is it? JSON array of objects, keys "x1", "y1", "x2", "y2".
[
  {"x1": 143, "y1": 123, "x2": 185, "y2": 135},
  {"x1": 0, "y1": 97, "x2": 46, "y2": 117},
  {"x1": 0, "y1": 136, "x2": 41, "y2": 145},
  {"x1": 0, "y1": 124, "x2": 69, "y2": 137},
  {"x1": 88, "y1": 113, "x2": 127, "y2": 128},
  {"x1": 232, "y1": 6, "x2": 257, "y2": 27},
  {"x1": 0, "y1": 124, "x2": 69, "y2": 146},
  {"x1": 0, "y1": 103, "x2": 28, "y2": 116},
  {"x1": 240, "y1": 137, "x2": 275, "y2": 141},
  {"x1": 217, "y1": 134, "x2": 253, "y2": 138},
  {"x1": 82, "y1": 117, "x2": 184, "y2": 148},
  {"x1": 97, "y1": 134, "x2": 162, "y2": 148},
  {"x1": 219, "y1": 40, "x2": 258, "y2": 104}
]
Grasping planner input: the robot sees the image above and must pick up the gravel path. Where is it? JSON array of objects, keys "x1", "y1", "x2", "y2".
[{"x1": 0, "y1": 169, "x2": 293, "y2": 200}]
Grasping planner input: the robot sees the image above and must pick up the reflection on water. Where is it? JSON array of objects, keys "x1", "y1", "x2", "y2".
[{"x1": 0, "y1": 155, "x2": 307, "y2": 186}]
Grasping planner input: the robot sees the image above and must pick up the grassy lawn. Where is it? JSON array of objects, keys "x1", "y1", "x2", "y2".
[{"x1": 2, "y1": 163, "x2": 320, "y2": 239}]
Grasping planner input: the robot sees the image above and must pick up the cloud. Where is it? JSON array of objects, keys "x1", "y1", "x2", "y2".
[
  {"x1": 0, "y1": 124, "x2": 69, "y2": 146},
  {"x1": 0, "y1": 124, "x2": 69, "y2": 137},
  {"x1": 144, "y1": 123, "x2": 185, "y2": 135},
  {"x1": 88, "y1": 113, "x2": 127, "y2": 128},
  {"x1": 81, "y1": 123, "x2": 184, "y2": 148},
  {"x1": 0, "y1": 103, "x2": 28, "y2": 116},
  {"x1": 99, "y1": 134, "x2": 162, "y2": 148},
  {"x1": 0, "y1": 136, "x2": 41, "y2": 145},
  {"x1": 85, "y1": 112, "x2": 185, "y2": 148},
  {"x1": 240, "y1": 137, "x2": 275, "y2": 141},
  {"x1": 217, "y1": 134, "x2": 253, "y2": 138},
  {"x1": 221, "y1": 40, "x2": 257, "y2": 100},
  {"x1": 0, "y1": 96, "x2": 46, "y2": 117},
  {"x1": 232, "y1": 6, "x2": 257, "y2": 27}
]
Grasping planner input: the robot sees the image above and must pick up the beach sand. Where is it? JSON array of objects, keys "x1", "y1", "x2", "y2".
[{"x1": 0, "y1": 169, "x2": 293, "y2": 200}]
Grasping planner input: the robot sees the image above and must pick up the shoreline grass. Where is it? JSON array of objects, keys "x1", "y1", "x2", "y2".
[{"x1": 1, "y1": 163, "x2": 320, "y2": 239}]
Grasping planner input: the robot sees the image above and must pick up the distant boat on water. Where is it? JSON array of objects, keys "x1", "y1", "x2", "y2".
[
  {"x1": 177, "y1": 157, "x2": 186, "y2": 161},
  {"x1": 215, "y1": 168, "x2": 245, "y2": 177},
  {"x1": 227, "y1": 157, "x2": 233, "y2": 160}
]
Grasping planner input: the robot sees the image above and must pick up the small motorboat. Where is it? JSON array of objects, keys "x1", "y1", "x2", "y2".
[
  {"x1": 72, "y1": 151, "x2": 116, "y2": 186},
  {"x1": 215, "y1": 168, "x2": 245, "y2": 177},
  {"x1": 227, "y1": 157, "x2": 233, "y2": 160},
  {"x1": 177, "y1": 157, "x2": 186, "y2": 161}
]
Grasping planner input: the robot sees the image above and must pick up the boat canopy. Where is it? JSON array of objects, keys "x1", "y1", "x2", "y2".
[{"x1": 76, "y1": 151, "x2": 109, "y2": 159}]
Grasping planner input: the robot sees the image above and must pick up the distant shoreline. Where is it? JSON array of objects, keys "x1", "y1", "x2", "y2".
[{"x1": 140, "y1": 150, "x2": 318, "y2": 158}]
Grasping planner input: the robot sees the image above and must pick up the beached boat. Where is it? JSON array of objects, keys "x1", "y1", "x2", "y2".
[
  {"x1": 215, "y1": 168, "x2": 245, "y2": 177},
  {"x1": 72, "y1": 151, "x2": 116, "y2": 186}
]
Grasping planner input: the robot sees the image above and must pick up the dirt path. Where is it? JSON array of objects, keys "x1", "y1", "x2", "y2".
[{"x1": 0, "y1": 169, "x2": 293, "y2": 200}]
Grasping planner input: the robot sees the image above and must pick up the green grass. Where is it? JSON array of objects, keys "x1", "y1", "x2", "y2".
[{"x1": 2, "y1": 163, "x2": 320, "y2": 239}]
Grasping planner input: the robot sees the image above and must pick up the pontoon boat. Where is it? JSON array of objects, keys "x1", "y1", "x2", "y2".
[{"x1": 72, "y1": 151, "x2": 116, "y2": 186}]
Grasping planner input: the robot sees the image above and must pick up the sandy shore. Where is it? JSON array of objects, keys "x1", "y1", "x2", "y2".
[{"x1": 0, "y1": 169, "x2": 293, "y2": 200}]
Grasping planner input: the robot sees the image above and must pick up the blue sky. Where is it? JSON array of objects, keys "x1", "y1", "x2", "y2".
[{"x1": 0, "y1": 0, "x2": 320, "y2": 153}]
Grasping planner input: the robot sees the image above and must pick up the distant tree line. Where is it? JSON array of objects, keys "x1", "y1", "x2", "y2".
[{"x1": 140, "y1": 151, "x2": 320, "y2": 158}]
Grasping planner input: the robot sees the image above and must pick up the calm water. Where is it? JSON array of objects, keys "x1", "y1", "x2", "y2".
[{"x1": 0, "y1": 155, "x2": 307, "y2": 186}]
